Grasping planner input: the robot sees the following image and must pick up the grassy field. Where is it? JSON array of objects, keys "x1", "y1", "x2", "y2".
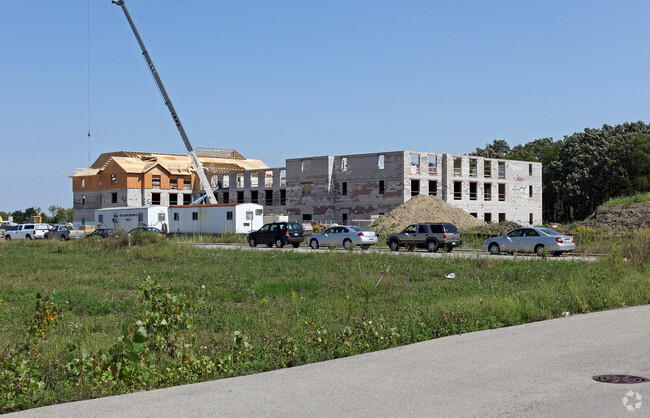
[{"x1": 0, "y1": 233, "x2": 648, "y2": 412}]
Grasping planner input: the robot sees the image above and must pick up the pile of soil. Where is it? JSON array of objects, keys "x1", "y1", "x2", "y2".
[
  {"x1": 369, "y1": 195, "x2": 485, "y2": 232},
  {"x1": 464, "y1": 221, "x2": 521, "y2": 237},
  {"x1": 580, "y1": 200, "x2": 650, "y2": 231}
]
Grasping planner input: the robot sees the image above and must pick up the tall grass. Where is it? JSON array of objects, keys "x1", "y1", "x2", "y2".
[{"x1": 0, "y1": 236, "x2": 648, "y2": 412}]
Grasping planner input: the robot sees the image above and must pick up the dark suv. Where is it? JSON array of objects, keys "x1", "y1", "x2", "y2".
[
  {"x1": 85, "y1": 228, "x2": 120, "y2": 239},
  {"x1": 248, "y1": 222, "x2": 304, "y2": 248},
  {"x1": 385, "y1": 223, "x2": 462, "y2": 252}
]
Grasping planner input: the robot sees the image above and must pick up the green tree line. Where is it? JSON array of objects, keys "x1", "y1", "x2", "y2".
[
  {"x1": 471, "y1": 121, "x2": 650, "y2": 222},
  {"x1": 0, "y1": 205, "x2": 73, "y2": 225}
]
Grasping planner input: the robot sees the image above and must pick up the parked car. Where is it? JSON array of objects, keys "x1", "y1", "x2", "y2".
[
  {"x1": 0, "y1": 224, "x2": 17, "y2": 239},
  {"x1": 483, "y1": 227, "x2": 575, "y2": 257},
  {"x1": 85, "y1": 228, "x2": 121, "y2": 239},
  {"x1": 385, "y1": 223, "x2": 462, "y2": 252},
  {"x1": 308, "y1": 225, "x2": 378, "y2": 250},
  {"x1": 248, "y1": 222, "x2": 304, "y2": 248},
  {"x1": 129, "y1": 227, "x2": 165, "y2": 236},
  {"x1": 44, "y1": 225, "x2": 85, "y2": 241},
  {"x1": 4, "y1": 223, "x2": 50, "y2": 240}
]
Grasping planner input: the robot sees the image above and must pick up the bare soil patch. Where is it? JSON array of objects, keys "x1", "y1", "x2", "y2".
[{"x1": 580, "y1": 200, "x2": 650, "y2": 231}]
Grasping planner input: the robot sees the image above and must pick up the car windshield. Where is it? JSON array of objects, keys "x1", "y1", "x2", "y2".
[{"x1": 539, "y1": 228, "x2": 561, "y2": 236}]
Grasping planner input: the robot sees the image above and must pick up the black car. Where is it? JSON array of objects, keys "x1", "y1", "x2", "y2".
[
  {"x1": 248, "y1": 222, "x2": 304, "y2": 248},
  {"x1": 129, "y1": 227, "x2": 165, "y2": 236},
  {"x1": 85, "y1": 228, "x2": 120, "y2": 239}
]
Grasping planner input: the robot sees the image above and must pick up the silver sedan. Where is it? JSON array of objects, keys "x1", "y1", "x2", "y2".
[
  {"x1": 308, "y1": 226, "x2": 378, "y2": 250},
  {"x1": 483, "y1": 227, "x2": 575, "y2": 257}
]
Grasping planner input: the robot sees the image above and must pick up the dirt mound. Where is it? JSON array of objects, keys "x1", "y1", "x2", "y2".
[
  {"x1": 580, "y1": 200, "x2": 650, "y2": 231},
  {"x1": 464, "y1": 221, "x2": 521, "y2": 237},
  {"x1": 370, "y1": 195, "x2": 485, "y2": 232}
]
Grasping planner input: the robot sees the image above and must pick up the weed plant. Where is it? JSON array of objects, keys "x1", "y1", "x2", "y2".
[{"x1": 0, "y1": 235, "x2": 648, "y2": 412}]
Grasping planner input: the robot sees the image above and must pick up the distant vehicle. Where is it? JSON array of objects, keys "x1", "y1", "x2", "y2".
[
  {"x1": 85, "y1": 228, "x2": 121, "y2": 239},
  {"x1": 129, "y1": 227, "x2": 165, "y2": 236},
  {"x1": 4, "y1": 223, "x2": 50, "y2": 240},
  {"x1": 44, "y1": 225, "x2": 85, "y2": 241},
  {"x1": 308, "y1": 225, "x2": 378, "y2": 250},
  {"x1": 248, "y1": 222, "x2": 304, "y2": 248},
  {"x1": 0, "y1": 224, "x2": 17, "y2": 239},
  {"x1": 385, "y1": 223, "x2": 462, "y2": 252},
  {"x1": 483, "y1": 227, "x2": 575, "y2": 257}
]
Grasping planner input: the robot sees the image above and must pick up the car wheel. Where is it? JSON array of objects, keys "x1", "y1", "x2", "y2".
[
  {"x1": 6, "y1": 236, "x2": 11, "y2": 240},
  {"x1": 389, "y1": 240, "x2": 400, "y2": 252},
  {"x1": 361, "y1": 245, "x2": 370, "y2": 250},
  {"x1": 248, "y1": 237, "x2": 257, "y2": 247},
  {"x1": 446, "y1": 246, "x2": 453, "y2": 253},
  {"x1": 535, "y1": 245, "x2": 546, "y2": 257},
  {"x1": 552, "y1": 251, "x2": 562, "y2": 257},
  {"x1": 488, "y1": 243, "x2": 500, "y2": 255},
  {"x1": 44, "y1": 235, "x2": 49, "y2": 240},
  {"x1": 343, "y1": 239, "x2": 352, "y2": 250},
  {"x1": 26, "y1": 235, "x2": 32, "y2": 240},
  {"x1": 291, "y1": 242, "x2": 300, "y2": 248},
  {"x1": 60, "y1": 235, "x2": 67, "y2": 242},
  {"x1": 266, "y1": 243, "x2": 273, "y2": 248},
  {"x1": 426, "y1": 239, "x2": 438, "y2": 253},
  {"x1": 310, "y1": 239, "x2": 319, "y2": 249},
  {"x1": 275, "y1": 238, "x2": 285, "y2": 248}
]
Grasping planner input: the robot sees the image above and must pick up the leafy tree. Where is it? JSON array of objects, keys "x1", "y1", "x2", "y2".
[{"x1": 470, "y1": 139, "x2": 511, "y2": 158}]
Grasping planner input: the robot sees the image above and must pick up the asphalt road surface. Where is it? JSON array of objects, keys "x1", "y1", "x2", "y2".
[{"x1": 12, "y1": 305, "x2": 649, "y2": 417}]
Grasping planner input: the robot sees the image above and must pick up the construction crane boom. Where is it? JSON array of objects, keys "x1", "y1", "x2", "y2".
[{"x1": 112, "y1": 0, "x2": 217, "y2": 204}]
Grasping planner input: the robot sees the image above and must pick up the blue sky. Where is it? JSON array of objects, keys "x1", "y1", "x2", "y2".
[{"x1": 2, "y1": 0, "x2": 649, "y2": 213}]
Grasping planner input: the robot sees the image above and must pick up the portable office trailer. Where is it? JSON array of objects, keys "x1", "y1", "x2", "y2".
[
  {"x1": 168, "y1": 203, "x2": 263, "y2": 234},
  {"x1": 94, "y1": 206, "x2": 168, "y2": 232}
]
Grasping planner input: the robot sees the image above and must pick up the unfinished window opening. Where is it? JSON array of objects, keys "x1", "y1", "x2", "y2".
[
  {"x1": 251, "y1": 172, "x2": 259, "y2": 187},
  {"x1": 470, "y1": 213, "x2": 478, "y2": 218},
  {"x1": 498, "y1": 184, "x2": 506, "y2": 201},
  {"x1": 341, "y1": 157, "x2": 348, "y2": 172},
  {"x1": 410, "y1": 154, "x2": 420, "y2": 174},
  {"x1": 111, "y1": 192, "x2": 118, "y2": 204},
  {"x1": 428, "y1": 180, "x2": 437, "y2": 196},
  {"x1": 183, "y1": 194, "x2": 192, "y2": 205},
  {"x1": 379, "y1": 180, "x2": 385, "y2": 194},
  {"x1": 469, "y1": 182, "x2": 477, "y2": 200},
  {"x1": 302, "y1": 160, "x2": 311, "y2": 173},
  {"x1": 498, "y1": 213, "x2": 506, "y2": 223},
  {"x1": 529, "y1": 185, "x2": 533, "y2": 197},
  {"x1": 453, "y1": 157, "x2": 462, "y2": 176},
  {"x1": 428, "y1": 155, "x2": 438, "y2": 175},
  {"x1": 529, "y1": 164, "x2": 533, "y2": 176},
  {"x1": 236, "y1": 172, "x2": 244, "y2": 188},
  {"x1": 469, "y1": 159, "x2": 478, "y2": 177},
  {"x1": 302, "y1": 183, "x2": 313, "y2": 196},
  {"x1": 484, "y1": 212, "x2": 492, "y2": 223},
  {"x1": 170, "y1": 178, "x2": 178, "y2": 190},
  {"x1": 342, "y1": 213, "x2": 348, "y2": 223},
  {"x1": 99, "y1": 194, "x2": 103, "y2": 204},
  {"x1": 265, "y1": 171, "x2": 273, "y2": 187},
  {"x1": 110, "y1": 174, "x2": 117, "y2": 185},
  {"x1": 529, "y1": 213, "x2": 534, "y2": 224},
  {"x1": 222, "y1": 192, "x2": 229, "y2": 204},
  {"x1": 221, "y1": 175, "x2": 229, "y2": 189},
  {"x1": 226, "y1": 211, "x2": 233, "y2": 220},
  {"x1": 265, "y1": 190, "x2": 273, "y2": 205},
  {"x1": 251, "y1": 190, "x2": 259, "y2": 204},
  {"x1": 302, "y1": 214, "x2": 312, "y2": 221},
  {"x1": 280, "y1": 189, "x2": 287, "y2": 205},
  {"x1": 453, "y1": 181, "x2": 462, "y2": 200},
  {"x1": 342, "y1": 182, "x2": 347, "y2": 196},
  {"x1": 173, "y1": 212, "x2": 179, "y2": 221},
  {"x1": 81, "y1": 178, "x2": 85, "y2": 188},
  {"x1": 169, "y1": 193, "x2": 178, "y2": 206},
  {"x1": 498, "y1": 161, "x2": 506, "y2": 179},
  {"x1": 280, "y1": 169, "x2": 287, "y2": 186},
  {"x1": 484, "y1": 160, "x2": 492, "y2": 178},
  {"x1": 82, "y1": 195, "x2": 86, "y2": 205},
  {"x1": 192, "y1": 212, "x2": 198, "y2": 221},
  {"x1": 411, "y1": 179, "x2": 420, "y2": 196},
  {"x1": 378, "y1": 155, "x2": 385, "y2": 169},
  {"x1": 237, "y1": 191, "x2": 244, "y2": 203},
  {"x1": 484, "y1": 183, "x2": 492, "y2": 201},
  {"x1": 182, "y1": 178, "x2": 191, "y2": 190},
  {"x1": 152, "y1": 193, "x2": 161, "y2": 205},
  {"x1": 152, "y1": 175, "x2": 161, "y2": 188}
]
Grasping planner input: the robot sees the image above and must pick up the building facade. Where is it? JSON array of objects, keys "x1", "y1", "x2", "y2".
[{"x1": 72, "y1": 150, "x2": 542, "y2": 227}]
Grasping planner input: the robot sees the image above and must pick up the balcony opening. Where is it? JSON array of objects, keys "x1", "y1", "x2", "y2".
[
  {"x1": 484, "y1": 183, "x2": 492, "y2": 201},
  {"x1": 454, "y1": 181, "x2": 462, "y2": 200},
  {"x1": 498, "y1": 183, "x2": 506, "y2": 201},
  {"x1": 428, "y1": 180, "x2": 437, "y2": 196},
  {"x1": 265, "y1": 190, "x2": 273, "y2": 205},
  {"x1": 469, "y1": 182, "x2": 477, "y2": 200},
  {"x1": 411, "y1": 179, "x2": 420, "y2": 196}
]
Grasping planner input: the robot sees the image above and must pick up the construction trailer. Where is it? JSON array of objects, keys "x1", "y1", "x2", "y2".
[
  {"x1": 168, "y1": 203, "x2": 263, "y2": 235},
  {"x1": 95, "y1": 206, "x2": 168, "y2": 232}
]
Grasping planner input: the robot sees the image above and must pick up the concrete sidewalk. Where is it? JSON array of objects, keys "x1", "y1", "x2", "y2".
[{"x1": 12, "y1": 305, "x2": 650, "y2": 417}]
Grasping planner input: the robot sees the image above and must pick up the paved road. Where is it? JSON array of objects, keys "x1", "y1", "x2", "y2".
[
  {"x1": 193, "y1": 242, "x2": 601, "y2": 262},
  {"x1": 13, "y1": 305, "x2": 649, "y2": 417}
]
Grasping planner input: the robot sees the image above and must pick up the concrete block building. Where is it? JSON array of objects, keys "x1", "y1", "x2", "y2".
[{"x1": 72, "y1": 149, "x2": 542, "y2": 227}]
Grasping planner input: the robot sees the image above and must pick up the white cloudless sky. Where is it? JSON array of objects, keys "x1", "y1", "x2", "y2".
[{"x1": 1, "y1": 0, "x2": 649, "y2": 213}]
